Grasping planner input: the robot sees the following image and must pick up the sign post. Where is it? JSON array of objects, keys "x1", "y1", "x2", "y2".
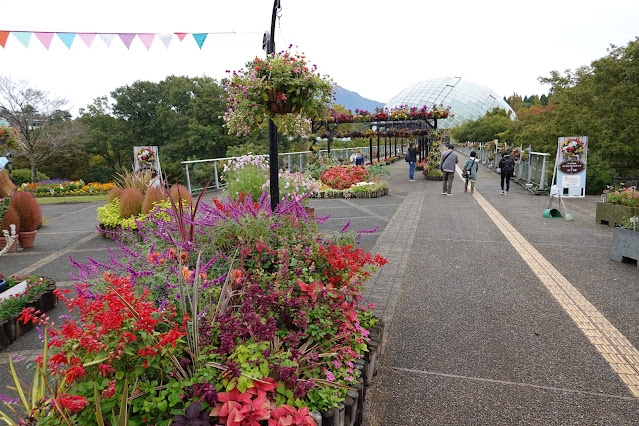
[{"x1": 554, "y1": 136, "x2": 588, "y2": 198}]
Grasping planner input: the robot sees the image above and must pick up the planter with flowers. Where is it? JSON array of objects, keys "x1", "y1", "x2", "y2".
[
  {"x1": 223, "y1": 48, "x2": 334, "y2": 137},
  {"x1": 611, "y1": 216, "x2": 639, "y2": 267},
  {"x1": 0, "y1": 275, "x2": 56, "y2": 350},
  {"x1": 5, "y1": 191, "x2": 388, "y2": 425},
  {"x1": 317, "y1": 165, "x2": 389, "y2": 199},
  {"x1": 596, "y1": 184, "x2": 639, "y2": 227}
]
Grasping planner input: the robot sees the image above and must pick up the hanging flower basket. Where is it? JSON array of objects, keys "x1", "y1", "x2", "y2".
[{"x1": 223, "y1": 48, "x2": 334, "y2": 137}]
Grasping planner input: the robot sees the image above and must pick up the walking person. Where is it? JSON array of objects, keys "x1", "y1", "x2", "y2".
[
  {"x1": 499, "y1": 150, "x2": 515, "y2": 194},
  {"x1": 407, "y1": 142, "x2": 418, "y2": 181},
  {"x1": 462, "y1": 150, "x2": 479, "y2": 194},
  {"x1": 440, "y1": 144, "x2": 458, "y2": 195}
]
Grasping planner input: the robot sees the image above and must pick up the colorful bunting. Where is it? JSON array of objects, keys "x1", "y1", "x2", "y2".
[
  {"x1": 35, "y1": 32, "x2": 55, "y2": 49},
  {"x1": 138, "y1": 33, "x2": 155, "y2": 50},
  {"x1": 57, "y1": 32, "x2": 76, "y2": 49},
  {"x1": 192, "y1": 33, "x2": 207, "y2": 50},
  {"x1": 118, "y1": 33, "x2": 136, "y2": 50},
  {"x1": 0, "y1": 31, "x2": 9, "y2": 48},
  {"x1": 13, "y1": 32, "x2": 32, "y2": 48},
  {"x1": 79, "y1": 33, "x2": 97, "y2": 48},
  {"x1": 1, "y1": 30, "x2": 233, "y2": 49},
  {"x1": 100, "y1": 33, "x2": 116, "y2": 47}
]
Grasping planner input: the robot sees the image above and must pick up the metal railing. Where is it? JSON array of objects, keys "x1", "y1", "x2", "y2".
[
  {"x1": 182, "y1": 145, "x2": 385, "y2": 193},
  {"x1": 455, "y1": 143, "x2": 552, "y2": 192}
]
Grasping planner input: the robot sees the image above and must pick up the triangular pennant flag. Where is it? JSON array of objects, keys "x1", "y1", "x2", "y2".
[
  {"x1": 192, "y1": 33, "x2": 207, "y2": 49},
  {"x1": 175, "y1": 32, "x2": 188, "y2": 41},
  {"x1": 57, "y1": 32, "x2": 76, "y2": 49},
  {"x1": 0, "y1": 31, "x2": 9, "y2": 48},
  {"x1": 118, "y1": 33, "x2": 136, "y2": 49},
  {"x1": 100, "y1": 33, "x2": 116, "y2": 47},
  {"x1": 78, "y1": 33, "x2": 97, "y2": 47},
  {"x1": 35, "y1": 32, "x2": 55, "y2": 50},
  {"x1": 158, "y1": 33, "x2": 172, "y2": 49},
  {"x1": 137, "y1": 33, "x2": 155, "y2": 50},
  {"x1": 13, "y1": 31, "x2": 33, "y2": 48}
]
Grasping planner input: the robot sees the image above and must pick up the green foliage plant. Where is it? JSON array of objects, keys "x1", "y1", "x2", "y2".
[
  {"x1": 118, "y1": 187, "x2": 144, "y2": 219},
  {"x1": 222, "y1": 154, "x2": 269, "y2": 202},
  {"x1": 11, "y1": 169, "x2": 50, "y2": 186}
]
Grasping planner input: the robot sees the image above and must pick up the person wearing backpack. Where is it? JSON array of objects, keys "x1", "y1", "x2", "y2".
[
  {"x1": 499, "y1": 150, "x2": 515, "y2": 194},
  {"x1": 406, "y1": 142, "x2": 418, "y2": 181},
  {"x1": 462, "y1": 150, "x2": 479, "y2": 194}
]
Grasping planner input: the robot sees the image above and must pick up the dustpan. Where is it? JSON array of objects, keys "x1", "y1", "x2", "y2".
[{"x1": 543, "y1": 196, "x2": 563, "y2": 218}]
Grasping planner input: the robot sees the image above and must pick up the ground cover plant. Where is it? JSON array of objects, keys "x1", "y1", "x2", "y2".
[{"x1": 7, "y1": 190, "x2": 386, "y2": 425}]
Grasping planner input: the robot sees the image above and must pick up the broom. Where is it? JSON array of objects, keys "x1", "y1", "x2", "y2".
[{"x1": 560, "y1": 196, "x2": 574, "y2": 221}]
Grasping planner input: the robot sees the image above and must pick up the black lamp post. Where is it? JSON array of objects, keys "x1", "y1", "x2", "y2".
[{"x1": 264, "y1": 0, "x2": 282, "y2": 212}]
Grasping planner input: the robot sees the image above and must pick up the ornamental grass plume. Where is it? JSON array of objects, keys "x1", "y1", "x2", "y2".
[
  {"x1": 8, "y1": 191, "x2": 41, "y2": 231},
  {"x1": 142, "y1": 186, "x2": 167, "y2": 214},
  {"x1": 107, "y1": 187, "x2": 122, "y2": 203},
  {"x1": 119, "y1": 187, "x2": 144, "y2": 219}
]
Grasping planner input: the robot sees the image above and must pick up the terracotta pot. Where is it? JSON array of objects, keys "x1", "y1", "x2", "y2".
[
  {"x1": 18, "y1": 229, "x2": 37, "y2": 248},
  {"x1": 304, "y1": 207, "x2": 315, "y2": 218},
  {"x1": 0, "y1": 236, "x2": 18, "y2": 253}
]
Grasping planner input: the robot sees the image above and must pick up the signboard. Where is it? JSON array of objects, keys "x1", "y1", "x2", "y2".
[
  {"x1": 133, "y1": 146, "x2": 162, "y2": 185},
  {"x1": 554, "y1": 136, "x2": 587, "y2": 197}
]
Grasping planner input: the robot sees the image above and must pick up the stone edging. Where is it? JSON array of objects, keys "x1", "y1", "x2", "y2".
[{"x1": 316, "y1": 187, "x2": 389, "y2": 199}]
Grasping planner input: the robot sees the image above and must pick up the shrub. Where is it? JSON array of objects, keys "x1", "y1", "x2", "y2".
[
  {"x1": 10, "y1": 169, "x2": 50, "y2": 186},
  {"x1": 0, "y1": 206, "x2": 20, "y2": 232},
  {"x1": 107, "y1": 187, "x2": 122, "y2": 203},
  {"x1": 142, "y1": 186, "x2": 167, "y2": 214},
  {"x1": 119, "y1": 187, "x2": 144, "y2": 219},
  {"x1": 8, "y1": 191, "x2": 41, "y2": 231},
  {"x1": 170, "y1": 184, "x2": 192, "y2": 205}
]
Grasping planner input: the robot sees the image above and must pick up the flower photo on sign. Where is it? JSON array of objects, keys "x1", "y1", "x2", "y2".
[
  {"x1": 561, "y1": 138, "x2": 584, "y2": 159},
  {"x1": 136, "y1": 147, "x2": 156, "y2": 166}
]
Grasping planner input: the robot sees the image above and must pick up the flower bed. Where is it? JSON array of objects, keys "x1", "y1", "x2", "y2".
[
  {"x1": 0, "y1": 275, "x2": 56, "y2": 350},
  {"x1": 316, "y1": 165, "x2": 389, "y2": 199},
  {"x1": 19, "y1": 180, "x2": 115, "y2": 197},
  {"x1": 8, "y1": 193, "x2": 387, "y2": 425}
]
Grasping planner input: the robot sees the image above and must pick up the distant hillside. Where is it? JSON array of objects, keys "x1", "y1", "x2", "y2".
[{"x1": 333, "y1": 86, "x2": 385, "y2": 112}]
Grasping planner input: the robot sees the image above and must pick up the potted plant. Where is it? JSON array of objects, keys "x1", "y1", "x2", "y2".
[
  {"x1": 596, "y1": 184, "x2": 639, "y2": 227},
  {"x1": 610, "y1": 215, "x2": 639, "y2": 267},
  {"x1": 223, "y1": 48, "x2": 334, "y2": 137},
  {"x1": 9, "y1": 191, "x2": 41, "y2": 248}
]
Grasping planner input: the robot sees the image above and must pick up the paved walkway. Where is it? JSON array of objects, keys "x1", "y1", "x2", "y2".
[{"x1": 1, "y1": 155, "x2": 639, "y2": 425}]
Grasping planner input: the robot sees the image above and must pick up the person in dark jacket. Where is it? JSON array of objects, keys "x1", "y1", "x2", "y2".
[
  {"x1": 499, "y1": 150, "x2": 515, "y2": 194},
  {"x1": 462, "y1": 150, "x2": 479, "y2": 194},
  {"x1": 407, "y1": 143, "x2": 418, "y2": 181}
]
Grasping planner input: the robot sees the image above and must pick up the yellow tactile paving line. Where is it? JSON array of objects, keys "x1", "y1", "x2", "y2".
[{"x1": 468, "y1": 177, "x2": 639, "y2": 399}]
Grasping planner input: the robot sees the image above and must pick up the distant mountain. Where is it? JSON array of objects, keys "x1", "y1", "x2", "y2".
[{"x1": 333, "y1": 86, "x2": 385, "y2": 112}]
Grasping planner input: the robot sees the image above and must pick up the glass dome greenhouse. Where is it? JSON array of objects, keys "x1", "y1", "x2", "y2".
[{"x1": 385, "y1": 77, "x2": 515, "y2": 129}]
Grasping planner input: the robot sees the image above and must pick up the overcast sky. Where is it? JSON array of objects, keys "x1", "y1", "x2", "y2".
[{"x1": 1, "y1": 0, "x2": 638, "y2": 117}]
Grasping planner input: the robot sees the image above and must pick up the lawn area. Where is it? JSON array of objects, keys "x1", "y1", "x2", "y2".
[{"x1": 36, "y1": 194, "x2": 108, "y2": 204}]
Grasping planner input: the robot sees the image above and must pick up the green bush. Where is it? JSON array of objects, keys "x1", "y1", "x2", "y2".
[{"x1": 10, "y1": 169, "x2": 50, "y2": 186}]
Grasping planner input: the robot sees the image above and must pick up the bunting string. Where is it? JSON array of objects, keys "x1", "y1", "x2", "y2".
[{"x1": 0, "y1": 30, "x2": 237, "y2": 50}]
